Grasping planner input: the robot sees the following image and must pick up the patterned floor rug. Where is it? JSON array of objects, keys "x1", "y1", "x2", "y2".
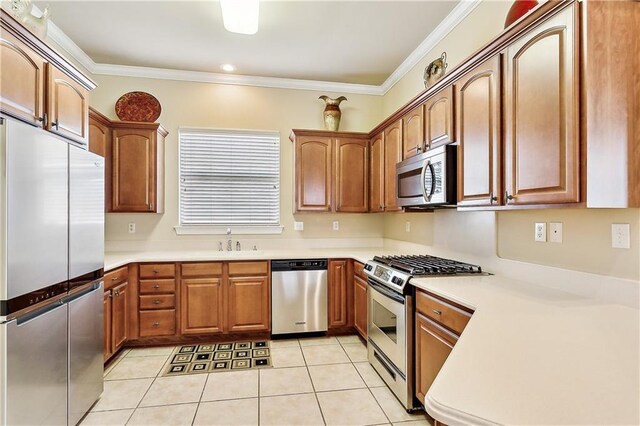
[{"x1": 162, "y1": 341, "x2": 272, "y2": 376}]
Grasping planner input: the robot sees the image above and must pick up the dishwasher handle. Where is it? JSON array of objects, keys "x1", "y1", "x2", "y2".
[{"x1": 271, "y1": 259, "x2": 328, "y2": 271}]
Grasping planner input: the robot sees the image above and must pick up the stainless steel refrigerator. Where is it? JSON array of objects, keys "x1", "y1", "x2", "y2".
[{"x1": 0, "y1": 118, "x2": 105, "y2": 425}]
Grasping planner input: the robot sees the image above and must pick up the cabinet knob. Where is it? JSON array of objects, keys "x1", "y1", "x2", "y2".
[
  {"x1": 153, "y1": 300, "x2": 161, "y2": 305},
  {"x1": 153, "y1": 284, "x2": 160, "y2": 289},
  {"x1": 38, "y1": 113, "x2": 48, "y2": 127},
  {"x1": 489, "y1": 192, "x2": 498, "y2": 204},
  {"x1": 505, "y1": 191, "x2": 515, "y2": 202},
  {"x1": 153, "y1": 269, "x2": 160, "y2": 274},
  {"x1": 415, "y1": 145, "x2": 422, "y2": 153},
  {"x1": 432, "y1": 309, "x2": 442, "y2": 316},
  {"x1": 152, "y1": 322, "x2": 160, "y2": 327},
  {"x1": 114, "y1": 290, "x2": 120, "y2": 297},
  {"x1": 51, "y1": 121, "x2": 59, "y2": 130}
]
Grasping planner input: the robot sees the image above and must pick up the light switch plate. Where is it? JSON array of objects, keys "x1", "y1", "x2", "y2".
[
  {"x1": 612, "y1": 223, "x2": 630, "y2": 249},
  {"x1": 535, "y1": 222, "x2": 547, "y2": 242},
  {"x1": 549, "y1": 222, "x2": 563, "y2": 243},
  {"x1": 294, "y1": 221, "x2": 304, "y2": 231},
  {"x1": 332, "y1": 221, "x2": 339, "y2": 231}
]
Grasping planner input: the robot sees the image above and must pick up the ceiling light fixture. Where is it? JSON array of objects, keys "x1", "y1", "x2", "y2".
[
  {"x1": 220, "y1": 0, "x2": 260, "y2": 35},
  {"x1": 221, "y1": 64, "x2": 236, "y2": 72}
]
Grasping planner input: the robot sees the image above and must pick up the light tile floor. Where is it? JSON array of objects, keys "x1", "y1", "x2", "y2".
[{"x1": 84, "y1": 336, "x2": 432, "y2": 426}]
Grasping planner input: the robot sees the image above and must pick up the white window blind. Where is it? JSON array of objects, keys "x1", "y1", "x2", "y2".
[{"x1": 179, "y1": 128, "x2": 280, "y2": 227}]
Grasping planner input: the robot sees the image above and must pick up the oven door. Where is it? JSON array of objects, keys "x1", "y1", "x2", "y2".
[{"x1": 367, "y1": 279, "x2": 406, "y2": 374}]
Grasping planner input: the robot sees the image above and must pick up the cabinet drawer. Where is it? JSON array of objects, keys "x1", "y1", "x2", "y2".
[
  {"x1": 139, "y1": 294, "x2": 175, "y2": 310},
  {"x1": 416, "y1": 290, "x2": 472, "y2": 335},
  {"x1": 353, "y1": 261, "x2": 366, "y2": 280},
  {"x1": 139, "y1": 310, "x2": 176, "y2": 337},
  {"x1": 139, "y1": 279, "x2": 176, "y2": 294},
  {"x1": 139, "y1": 264, "x2": 175, "y2": 279},
  {"x1": 228, "y1": 261, "x2": 268, "y2": 276},
  {"x1": 105, "y1": 266, "x2": 128, "y2": 289},
  {"x1": 181, "y1": 262, "x2": 223, "y2": 277}
]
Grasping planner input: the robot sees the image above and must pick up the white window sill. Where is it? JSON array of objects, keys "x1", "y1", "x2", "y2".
[{"x1": 174, "y1": 225, "x2": 284, "y2": 235}]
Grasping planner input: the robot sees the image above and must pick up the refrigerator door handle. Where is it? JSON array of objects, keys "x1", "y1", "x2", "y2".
[
  {"x1": 64, "y1": 281, "x2": 102, "y2": 303},
  {"x1": 16, "y1": 299, "x2": 65, "y2": 326}
]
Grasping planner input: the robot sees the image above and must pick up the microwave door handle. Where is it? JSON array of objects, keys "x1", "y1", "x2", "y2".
[{"x1": 421, "y1": 160, "x2": 436, "y2": 202}]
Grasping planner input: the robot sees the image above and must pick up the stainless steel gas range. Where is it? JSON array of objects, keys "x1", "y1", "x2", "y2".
[{"x1": 363, "y1": 254, "x2": 485, "y2": 411}]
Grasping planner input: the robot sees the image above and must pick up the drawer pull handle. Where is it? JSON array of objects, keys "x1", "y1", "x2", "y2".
[
  {"x1": 153, "y1": 284, "x2": 160, "y2": 289},
  {"x1": 153, "y1": 269, "x2": 160, "y2": 274},
  {"x1": 432, "y1": 309, "x2": 442, "y2": 315},
  {"x1": 111, "y1": 276, "x2": 118, "y2": 281},
  {"x1": 153, "y1": 300, "x2": 161, "y2": 305},
  {"x1": 152, "y1": 322, "x2": 160, "y2": 327}
]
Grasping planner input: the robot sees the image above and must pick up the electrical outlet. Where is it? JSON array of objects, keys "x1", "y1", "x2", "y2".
[
  {"x1": 611, "y1": 223, "x2": 630, "y2": 249},
  {"x1": 128, "y1": 223, "x2": 136, "y2": 234},
  {"x1": 332, "y1": 221, "x2": 339, "y2": 231},
  {"x1": 549, "y1": 222, "x2": 563, "y2": 243},
  {"x1": 534, "y1": 222, "x2": 547, "y2": 242},
  {"x1": 294, "y1": 221, "x2": 304, "y2": 231},
  {"x1": 405, "y1": 221, "x2": 411, "y2": 233}
]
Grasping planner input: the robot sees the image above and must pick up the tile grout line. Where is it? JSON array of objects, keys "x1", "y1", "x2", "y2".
[
  {"x1": 191, "y1": 368, "x2": 211, "y2": 426},
  {"x1": 299, "y1": 339, "x2": 328, "y2": 426}
]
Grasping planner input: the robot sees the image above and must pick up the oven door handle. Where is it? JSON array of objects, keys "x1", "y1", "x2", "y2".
[{"x1": 367, "y1": 279, "x2": 405, "y2": 304}]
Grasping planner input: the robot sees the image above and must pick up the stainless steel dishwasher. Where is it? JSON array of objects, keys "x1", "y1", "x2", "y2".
[{"x1": 271, "y1": 259, "x2": 328, "y2": 335}]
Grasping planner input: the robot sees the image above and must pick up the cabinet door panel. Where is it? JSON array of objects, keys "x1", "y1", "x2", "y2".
[
  {"x1": 328, "y1": 260, "x2": 349, "y2": 328},
  {"x1": 111, "y1": 282, "x2": 128, "y2": 352},
  {"x1": 335, "y1": 138, "x2": 368, "y2": 212},
  {"x1": 295, "y1": 137, "x2": 332, "y2": 211},
  {"x1": 456, "y1": 55, "x2": 502, "y2": 207},
  {"x1": 369, "y1": 133, "x2": 384, "y2": 212},
  {"x1": 354, "y1": 275, "x2": 368, "y2": 339},
  {"x1": 112, "y1": 129, "x2": 156, "y2": 212},
  {"x1": 227, "y1": 276, "x2": 270, "y2": 332},
  {"x1": 424, "y1": 85, "x2": 454, "y2": 149},
  {"x1": 47, "y1": 65, "x2": 89, "y2": 145},
  {"x1": 181, "y1": 278, "x2": 224, "y2": 334},
  {"x1": 88, "y1": 115, "x2": 109, "y2": 158},
  {"x1": 402, "y1": 106, "x2": 424, "y2": 159},
  {"x1": 415, "y1": 313, "x2": 457, "y2": 404},
  {"x1": 504, "y1": 5, "x2": 579, "y2": 205},
  {"x1": 103, "y1": 291, "x2": 112, "y2": 361},
  {"x1": 0, "y1": 32, "x2": 45, "y2": 125},
  {"x1": 384, "y1": 121, "x2": 403, "y2": 212}
]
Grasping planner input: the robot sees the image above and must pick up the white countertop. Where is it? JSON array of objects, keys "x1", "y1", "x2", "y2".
[
  {"x1": 411, "y1": 275, "x2": 640, "y2": 426},
  {"x1": 104, "y1": 249, "x2": 640, "y2": 425}
]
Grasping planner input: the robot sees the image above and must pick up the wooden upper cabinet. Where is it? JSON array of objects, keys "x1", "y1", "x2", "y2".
[
  {"x1": 0, "y1": 31, "x2": 45, "y2": 126},
  {"x1": 328, "y1": 259, "x2": 349, "y2": 329},
  {"x1": 181, "y1": 277, "x2": 224, "y2": 335},
  {"x1": 294, "y1": 136, "x2": 333, "y2": 212},
  {"x1": 227, "y1": 276, "x2": 270, "y2": 333},
  {"x1": 47, "y1": 65, "x2": 89, "y2": 145},
  {"x1": 456, "y1": 55, "x2": 502, "y2": 207},
  {"x1": 110, "y1": 122, "x2": 167, "y2": 213},
  {"x1": 504, "y1": 4, "x2": 580, "y2": 205},
  {"x1": 88, "y1": 107, "x2": 110, "y2": 157},
  {"x1": 335, "y1": 138, "x2": 368, "y2": 212},
  {"x1": 384, "y1": 120, "x2": 403, "y2": 212},
  {"x1": 424, "y1": 85, "x2": 454, "y2": 149},
  {"x1": 369, "y1": 132, "x2": 385, "y2": 212},
  {"x1": 402, "y1": 105, "x2": 424, "y2": 159}
]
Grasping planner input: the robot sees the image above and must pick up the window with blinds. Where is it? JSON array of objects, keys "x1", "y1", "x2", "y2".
[{"x1": 179, "y1": 128, "x2": 280, "y2": 229}]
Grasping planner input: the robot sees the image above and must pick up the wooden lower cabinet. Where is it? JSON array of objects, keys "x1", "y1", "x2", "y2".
[
  {"x1": 103, "y1": 291, "x2": 112, "y2": 360},
  {"x1": 328, "y1": 260, "x2": 349, "y2": 328},
  {"x1": 353, "y1": 275, "x2": 368, "y2": 339},
  {"x1": 227, "y1": 276, "x2": 270, "y2": 332},
  {"x1": 111, "y1": 282, "x2": 128, "y2": 352},
  {"x1": 180, "y1": 277, "x2": 224, "y2": 335},
  {"x1": 139, "y1": 309, "x2": 176, "y2": 337}
]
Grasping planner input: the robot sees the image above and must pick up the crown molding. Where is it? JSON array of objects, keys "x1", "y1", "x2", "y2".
[
  {"x1": 379, "y1": 0, "x2": 482, "y2": 94},
  {"x1": 44, "y1": 0, "x2": 481, "y2": 96}
]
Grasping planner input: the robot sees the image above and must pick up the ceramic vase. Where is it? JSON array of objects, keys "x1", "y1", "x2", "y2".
[{"x1": 319, "y1": 96, "x2": 347, "y2": 131}]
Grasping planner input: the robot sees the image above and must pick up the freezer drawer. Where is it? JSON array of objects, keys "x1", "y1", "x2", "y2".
[
  {"x1": 67, "y1": 281, "x2": 104, "y2": 425},
  {"x1": 0, "y1": 300, "x2": 68, "y2": 426}
]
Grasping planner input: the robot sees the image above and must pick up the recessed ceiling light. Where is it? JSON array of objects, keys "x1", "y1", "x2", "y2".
[
  {"x1": 220, "y1": 0, "x2": 259, "y2": 35},
  {"x1": 221, "y1": 64, "x2": 236, "y2": 72}
]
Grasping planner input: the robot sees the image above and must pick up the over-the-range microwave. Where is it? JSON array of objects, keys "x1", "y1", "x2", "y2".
[{"x1": 396, "y1": 144, "x2": 457, "y2": 208}]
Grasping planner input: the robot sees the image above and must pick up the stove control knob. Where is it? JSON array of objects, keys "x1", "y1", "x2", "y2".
[
  {"x1": 364, "y1": 264, "x2": 373, "y2": 271},
  {"x1": 391, "y1": 276, "x2": 404, "y2": 286}
]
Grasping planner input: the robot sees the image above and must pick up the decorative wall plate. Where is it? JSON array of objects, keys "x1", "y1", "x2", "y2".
[
  {"x1": 424, "y1": 52, "x2": 448, "y2": 89},
  {"x1": 115, "y1": 91, "x2": 161, "y2": 122}
]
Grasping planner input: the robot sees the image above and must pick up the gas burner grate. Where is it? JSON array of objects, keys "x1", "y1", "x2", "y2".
[{"x1": 373, "y1": 255, "x2": 482, "y2": 276}]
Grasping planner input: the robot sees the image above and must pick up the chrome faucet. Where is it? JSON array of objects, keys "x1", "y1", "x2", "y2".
[
  {"x1": 236, "y1": 241, "x2": 241, "y2": 251},
  {"x1": 226, "y1": 228, "x2": 232, "y2": 251}
]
